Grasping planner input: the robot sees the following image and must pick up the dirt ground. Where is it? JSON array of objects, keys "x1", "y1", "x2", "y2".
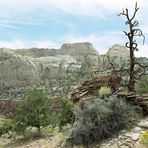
[{"x1": 0, "y1": 132, "x2": 64, "y2": 148}]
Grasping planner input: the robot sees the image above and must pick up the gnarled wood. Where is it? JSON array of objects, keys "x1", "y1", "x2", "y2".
[{"x1": 118, "y1": 2, "x2": 146, "y2": 92}]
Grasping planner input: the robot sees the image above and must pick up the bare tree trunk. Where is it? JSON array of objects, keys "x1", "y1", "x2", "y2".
[{"x1": 118, "y1": 2, "x2": 145, "y2": 92}]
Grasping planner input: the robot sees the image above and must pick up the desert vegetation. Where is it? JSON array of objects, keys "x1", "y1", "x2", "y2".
[
  {"x1": 135, "y1": 75, "x2": 148, "y2": 94},
  {"x1": 0, "y1": 90, "x2": 75, "y2": 139},
  {"x1": 67, "y1": 96, "x2": 138, "y2": 146},
  {"x1": 0, "y1": 2, "x2": 148, "y2": 148}
]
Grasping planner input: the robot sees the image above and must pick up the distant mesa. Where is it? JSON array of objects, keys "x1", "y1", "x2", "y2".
[
  {"x1": 60, "y1": 42, "x2": 99, "y2": 56},
  {"x1": 14, "y1": 42, "x2": 99, "y2": 58}
]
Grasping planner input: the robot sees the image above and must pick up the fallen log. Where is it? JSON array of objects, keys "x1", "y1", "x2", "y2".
[
  {"x1": 117, "y1": 93, "x2": 148, "y2": 116},
  {"x1": 71, "y1": 75, "x2": 122, "y2": 103}
]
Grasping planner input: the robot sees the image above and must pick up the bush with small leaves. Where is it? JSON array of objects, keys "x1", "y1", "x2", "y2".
[
  {"x1": 68, "y1": 96, "x2": 138, "y2": 146},
  {"x1": 99, "y1": 86, "x2": 112, "y2": 98}
]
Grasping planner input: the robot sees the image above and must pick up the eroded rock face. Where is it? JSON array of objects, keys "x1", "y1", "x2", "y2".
[
  {"x1": 0, "y1": 48, "x2": 40, "y2": 89},
  {"x1": 107, "y1": 44, "x2": 129, "y2": 58},
  {"x1": 0, "y1": 42, "x2": 146, "y2": 99},
  {"x1": 60, "y1": 42, "x2": 99, "y2": 56},
  {"x1": 14, "y1": 48, "x2": 59, "y2": 58},
  {"x1": 36, "y1": 55, "x2": 80, "y2": 79},
  {"x1": 105, "y1": 44, "x2": 130, "y2": 68}
]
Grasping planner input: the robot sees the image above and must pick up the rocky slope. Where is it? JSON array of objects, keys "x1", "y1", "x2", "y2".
[
  {"x1": 0, "y1": 48, "x2": 40, "y2": 89},
  {"x1": 0, "y1": 42, "x2": 146, "y2": 99},
  {"x1": 99, "y1": 117, "x2": 148, "y2": 148}
]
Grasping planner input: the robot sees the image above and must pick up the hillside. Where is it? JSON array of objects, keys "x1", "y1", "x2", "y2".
[{"x1": 0, "y1": 42, "x2": 147, "y2": 99}]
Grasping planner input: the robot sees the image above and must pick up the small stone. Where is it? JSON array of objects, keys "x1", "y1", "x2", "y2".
[
  {"x1": 124, "y1": 133, "x2": 132, "y2": 137},
  {"x1": 132, "y1": 127, "x2": 142, "y2": 133},
  {"x1": 138, "y1": 121, "x2": 148, "y2": 129},
  {"x1": 121, "y1": 130, "x2": 126, "y2": 133},
  {"x1": 120, "y1": 146, "x2": 130, "y2": 148},
  {"x1": 131, "y1": 133, "x2": 140, "y2": 141},
  {"x1": 118, "y1": 141, "x2": 123, "y2": 146}
]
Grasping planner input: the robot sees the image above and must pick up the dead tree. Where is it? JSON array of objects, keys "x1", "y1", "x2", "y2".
[{"x1": 118, "y1": 2, "x2": 145, "y2": 92}]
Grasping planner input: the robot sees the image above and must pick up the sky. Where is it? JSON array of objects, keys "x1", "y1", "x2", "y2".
[{"x1": 0, "y1": 0, "x2": 148, "y2": 57}]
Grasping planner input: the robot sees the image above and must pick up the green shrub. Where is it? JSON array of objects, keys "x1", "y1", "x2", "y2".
[
  {"x1": 59, "y1": 98, "x2": 74, "y2": 129},
  {"x1": 68, "y1": 96, "x2": 138, "y2": 146},
  {"x1": 0, "y1": 126, "x2": 3, "y2": 136},
  {"x1": 12, "y1": 89, "x2": 51, "y2": 136},
  {"x1": 135, "y1": 75, "x2": 148, "y2": 94},
  {"x1": 140, "y1": 131, "x2": 148, "y2": 144},
  {"x1": 0, "y1": 120, "x2": 12, "y2": 137},
  {"x1": 99, "y1": 86, "x2": 112, "y2": 98}
]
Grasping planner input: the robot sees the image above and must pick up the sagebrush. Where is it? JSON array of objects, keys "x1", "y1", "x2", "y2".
[
  {"x1": 68, "y1": 96, "x2": 138, "y2": 146},
  {"x1": 135, "y1": 75, "x2": 148, "y2": 94},
  {"x1": 99, "y1": 86, "x2": 112, "y2": 98}
]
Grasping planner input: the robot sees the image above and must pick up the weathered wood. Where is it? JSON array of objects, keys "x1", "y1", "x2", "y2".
[
  {"x1": 71, "y1": 75, "x2": 122, "y2": 103},
  {"x1": 117, "y1": 93, "x2": 148, "y2": 116}
]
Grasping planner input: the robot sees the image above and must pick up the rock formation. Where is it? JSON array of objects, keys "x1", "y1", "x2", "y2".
[
  {"x1": 107, "y1": 44, "x2": 129, "y2": 58},
  {"x1": 36, "y1": 55, "x2": 79, "y2": 80},
  {"x1": 60, "y1": 42, "x2": 99, "y2": 62},
  {"x1": 14, "y1": 48, "x2": 59, "y2": 58},
  {"x1": 0, "y1": 42, "x2": 146, "y2": 99},
  {"x1": 0, "y1": 48, "x2": 40, "y2": 89}
]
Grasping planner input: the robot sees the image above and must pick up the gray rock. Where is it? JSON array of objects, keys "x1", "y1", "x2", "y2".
[
  {"x1": 138, "y1": 120, "x2": 148, "y2": 129},
  {"x1": 14, "y1": 48, "x2": 59, "y2": 58},
  {"x1": 0, "y1": 42, "x2": 147, "y2": 99},
  {"x1": 131, "y1": 133, "x2": 140, "y2": 141},
  {"x1": 60, "y1": 42, "x2": 99, "y2": 57},
  {"x1": 107, "y1": 44, "x2": 129, "y2": 59},
  {"x1": 0, "y1": 48, "x2": 40, "y2": 89},
  {"x1": 132, "y1": 127, "x2": 143, "y2": 133}
]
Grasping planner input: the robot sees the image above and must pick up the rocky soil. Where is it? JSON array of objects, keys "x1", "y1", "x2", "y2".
[
  {"x1": 0, "y1": 117, "x2": 147, "y2": 148},
  {"x1": 99, "y1": 117, "x2": 148, "y2": 148}
]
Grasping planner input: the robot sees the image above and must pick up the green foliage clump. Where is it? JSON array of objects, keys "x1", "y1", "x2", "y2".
[
  {"x1": 135, "y1": 76, "x2": 148, "y2": 94},
  {"x1": 12, "y1": 89, "x2": 51, "y2": 136},
  {"x1": 59, "y1": 98, "x2": 74, "y2": 129},
  {"x1": 0, "y1": 117, "x2": 10, "y2": 136},
  {"x1": 140, "y1": 131, "x2": 148, "y2": 144},
  {"x1": 99, "y1": 86, "x2": 112, "y2": 98},
  {"x1": 0, "y1": 126, "x2": 4, "y2": 136},
  {"x1": 68, "y1": 96, "x2": 138, "y2": 146},
  {"x1": 0, "y1": 120, "x2": 12, "y2": 137}
]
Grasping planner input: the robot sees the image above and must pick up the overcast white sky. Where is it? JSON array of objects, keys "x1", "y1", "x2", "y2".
[{"x1": 0, "y1": 0, "x2": 147, "y2": 57}]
